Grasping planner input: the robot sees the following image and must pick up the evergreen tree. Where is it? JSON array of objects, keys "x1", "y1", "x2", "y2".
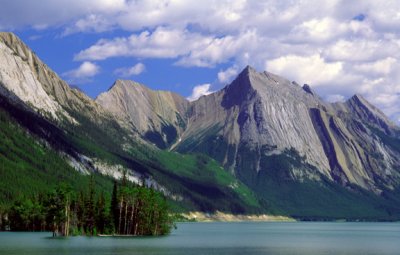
[
  {"x1": 96, "y1": 192, "x2": 107, "y2": 234},
  {"x1": 84, "y1": 175, "x2": 96, "y2": 235},
  {"x1": 46, "y1": 188, "x2": 67, "y2": 236},
  {"x1": 110, "y1": 180, "x2": 119, "y2": 232},
  {"x1": 75, "y1": 191, "x2": 86, "y2": 235}
]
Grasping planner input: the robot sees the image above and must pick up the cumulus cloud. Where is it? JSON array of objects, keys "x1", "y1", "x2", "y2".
[
  {"x1": 324, "y1": 39, "x2": 400, "y2": 62},
  {"x1": 62, "y1": 14, "x2": 114, "y2": 36},
  {"x1": 187, "y1": 84, "x2": 214, "y2": 101},
  {"x1": 266, "y1": 54, "x2": 343, "y2": 86},
  {"x1": 114, "y1": 63, "x2": 146, "y2": 77},
  {"x1": 75, "y1": 27, "x2": 257, "y2": 68},
  {"x1": 354, "y1": 57, "x2": 396, "y2": 76},
  {"x1": 74, "y1": 28, "x2": 207, "y2": 61},
  {"x1": 289, "y1": 18, "x2": 349, "y2": 43},
  {"x1": 63, "y1": 61, "x2": 100, "y2": 83},
  {"x1": 218, "y1": 66, "x2": 239, "y2": 84}
]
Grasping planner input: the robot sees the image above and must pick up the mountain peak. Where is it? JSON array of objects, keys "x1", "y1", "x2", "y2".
[
  {"x1": 0, "y1": 32, "x2": 19, "y2": 42},
  {"x1": 350, "y1": 93, "x2": 365, "y2": 101},
  {"x1": 96, "y1": 79, "x2": 189, "y2": 149},
  {"x1": 347, "y1": 93, "x2": 396, "y2": 131},
  {"x1": 232, "y1": 65, "x2": 258, "y2": 84},
  {"x1": 242, "y1": 65, "x2": 258, "y2": 74},
  {"x1": 221, "y1": 66, "x2": 257, "y2": 108},
  {"x1": 348, "y1": 93, "x2": 378, "y2": 112},
  {"x1": 108, "y1": 79, "x2": 141, "y2": 91},
  {"x1": 0, "y1": 32, "x2": 32, "y2": 57},
  {"x1": 222, "y1": 66, "x2": 322, "y2": 109}
]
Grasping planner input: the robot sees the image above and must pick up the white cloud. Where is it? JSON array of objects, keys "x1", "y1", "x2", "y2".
[
  {"x1": 63, "y1": 61, "x2": 100, "y2": 83},
  {"x1": 324, "y1": 39, "x2": 400, "y2": 62},
  {"x1": 289, "y1": 18, "x2": 349, "y2": 43},
  {"x1": 266, "y1": 54, "x2": 343, "y2": 86},
  {"x1": 187, "y1": 84, "x2": 214, "y2": 101},
  {"x1": 75, "y1": 28, "x2": 206, "y2": 61},
  {"x1": 62, "y1": 14, "x2": 114, "y2": 36},
  {"x1": 218, "y1": 66, "x2": 239, "y2": 84},
  {"x1": 114, "y1": 63, "x2": 146, "y2": 77},
  {"x1": 354, "y1": 57, "x2": 396, "y2": 76},
  {"x1": 325, "y1": 94, "x2": 345, "y2": 103},
  {"x1": 175, "y1": 30, "x2": 259, "y2": 67},
  {"x1": 75, "y1": 27, "x2": 257, "y2": 68}
]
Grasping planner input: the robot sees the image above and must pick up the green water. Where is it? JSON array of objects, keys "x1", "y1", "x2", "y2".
[{"x1": 0, "y1": 222, "x2": 399, "y2": 255}]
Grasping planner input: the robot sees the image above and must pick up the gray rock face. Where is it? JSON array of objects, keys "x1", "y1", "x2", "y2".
[
  {"x1": 0, "y1": 32, "x2": 111, "y2": 125},
  {"x1": 96, "y1": 80, "x2": 189, "y2": 149},
  {"x1": 178, "y1": 67, "x2": 330, "y2": 175},
  {"x1": 176, "y1": 66, "x2": 400, "y2": 192}
]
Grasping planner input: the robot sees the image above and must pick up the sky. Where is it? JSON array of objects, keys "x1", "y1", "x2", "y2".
[{"x1": 0, "y1": 0, "x2": 399, "y2": 124}]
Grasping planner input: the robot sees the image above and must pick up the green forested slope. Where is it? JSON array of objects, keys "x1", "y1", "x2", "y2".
[
  {"x1": 0, "y1": 107, "x2": 113, "y2": 208},
  {"x1": 0, "y1": 95, "x2": 262, "y2": 214}
]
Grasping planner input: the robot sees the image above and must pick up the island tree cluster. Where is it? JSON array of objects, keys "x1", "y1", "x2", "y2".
[{"x1": 1, "y1": 174, "x2": 174, "y2": 236}]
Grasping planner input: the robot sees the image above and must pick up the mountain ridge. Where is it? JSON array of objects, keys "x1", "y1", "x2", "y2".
[
  {"x1": 96, "y1": 79, "x2": 189, "y2": 149},
  {"x1": 174, "y1": 64, "x2": 400, "y2": 193},
  {"x1": 1, "y1": 32, "x2": 400, "y2": 219}
]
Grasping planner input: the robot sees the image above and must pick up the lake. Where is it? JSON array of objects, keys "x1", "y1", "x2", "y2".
[{"x1": 0, "y1": 222, "x2": 399, "y2": 255}]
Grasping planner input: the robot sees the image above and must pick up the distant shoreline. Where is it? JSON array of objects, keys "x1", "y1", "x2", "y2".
[
  {"x1": 178, "y1": 212, "x2": 400, "y2": 223},
  {"x1": 180, "y1": 211, "x2": 295, "y2": 222}
]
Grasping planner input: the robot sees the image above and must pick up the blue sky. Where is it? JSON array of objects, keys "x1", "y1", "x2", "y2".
[
  {"x1": 1, "y1": 0, "x2": 400, "y2": 123},
  {"x1": 14, "y1": 29, "x2": 229, "y2": 99}
]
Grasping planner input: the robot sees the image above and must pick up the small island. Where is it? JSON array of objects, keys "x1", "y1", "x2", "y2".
[{"x1": 2, "y1": 173, "x2": 174, "y2": 237}]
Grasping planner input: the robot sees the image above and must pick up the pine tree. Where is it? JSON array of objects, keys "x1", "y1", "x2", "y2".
[
  {"x1": 96, "y1": 192, "x2": 107, "y2": 234},
  {"x1": 85, "y1": 175, "x2": 96, "y2": 235},
  {"x1": 46, "y1": 188, "x2": 66, "y2": 236},
  {"x1": 110, "y1": 180, "x2": 119, "y2": 233}
]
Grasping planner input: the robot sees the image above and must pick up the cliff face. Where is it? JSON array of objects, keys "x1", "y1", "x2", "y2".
[
  {"x1": 178, "y1": 67, "x2": 330, "y2": 174},
  {"x1": 0, "y1": 32, "x2": 110, "y2": 125},
  {"x1": 0, "y1": 32, "x2": 66, "y2": 120},
  {"x1": 174, "y1": 66, "x2": 400, "y2": 193},
  {"x1": 96, "y1": 80, "x2": 189, "y2": 149}
]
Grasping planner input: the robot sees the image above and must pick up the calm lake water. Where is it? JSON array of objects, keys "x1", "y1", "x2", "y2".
[{"x1": 0, "y1": 222, "x2": 399, "y2": 255}]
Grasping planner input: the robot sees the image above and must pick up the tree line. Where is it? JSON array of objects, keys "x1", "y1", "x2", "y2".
[{"x1": 0, "y1": 174, "x2": 174, "y2": 236}]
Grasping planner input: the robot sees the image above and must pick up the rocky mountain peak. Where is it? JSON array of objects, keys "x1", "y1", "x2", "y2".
[
  {"x1": 346, "y1": 93, "x2": 396, "y2": 132},
  {"x1": 221, "y1": 66, "x2": 257, "y2": 108},
  {"x1": 96, "y1": 79, "x2": 189, "y2": 149},
  {"x1": 2, "y1": 32, "x2": 110, "y2": 125},
  {"x1": 0, "y1": 32, "x2": 28, "y2": 53},
  {"x1": 107, "y1": 79, "x2": 145, "y2": 92},
  {"x1": 242, "y1": 65, "x2": 258, "y2": 76},
  {"x1": 0, "y1": 32, "x2": 66, "y2": 121}
]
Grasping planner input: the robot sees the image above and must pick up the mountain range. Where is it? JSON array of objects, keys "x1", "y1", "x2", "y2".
[{"x1": 1, "y1": 32, "x2": 400, "y2": 220}]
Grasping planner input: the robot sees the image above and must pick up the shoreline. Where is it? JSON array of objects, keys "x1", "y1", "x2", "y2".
[{"x1": 180, "y1": 211, "x2": 295, "y2": 222}]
